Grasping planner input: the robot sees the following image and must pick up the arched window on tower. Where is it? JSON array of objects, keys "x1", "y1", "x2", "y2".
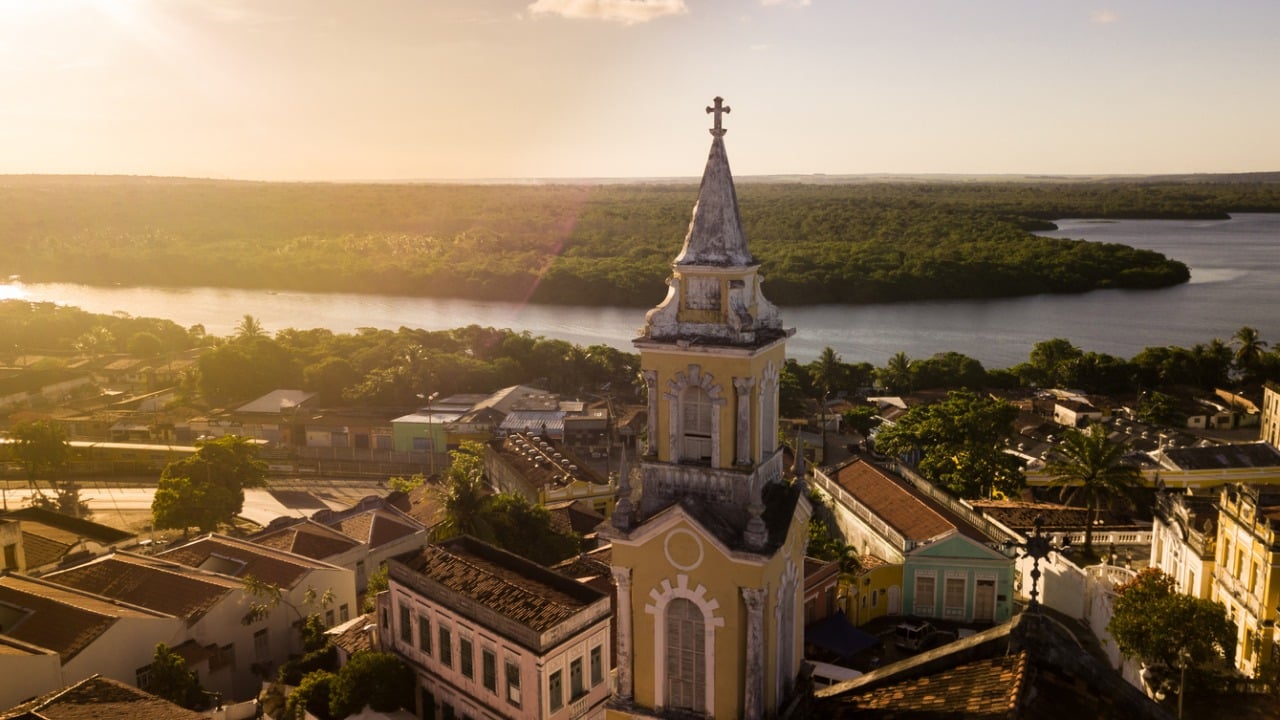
[
  {"x1": 682, "y1": 387, "x2": 714, "y2": 462},
  {"x1": 665, "y1": 598, "x2": 706, "y2": 713}
]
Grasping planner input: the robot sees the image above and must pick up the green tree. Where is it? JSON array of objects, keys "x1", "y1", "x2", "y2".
[
  {"x1": 285, "y1": 670, "x2": 335, "y2": 720},
  {"x1": 809, "y1": 346, "x2": 845, "y2": 398},
  {"x1": 878, "y1": 352, "x2": 913, "y2": 394},
  {"x1": 841, "y1": 405, "x2": 882, "y2": 438},
  {"x1": 147, "y1": 642, "x2": 207, "y2": 710},
  {"x1": 152, "y1": 435, "x2": 268, "y2": 534},
  {"x1": 873, "y1": 390, "x2": 1023, "y2": 498},
  {"x1": 1138, "y1": 391, "x2": 1183, "y2": 427},
  {"x1": 1232, "y1": 325, "x2": 1267, "y2": 383},
  {"x1": 1044, "y1": 424, "x2": 1143, "y2": 558},
  {"x1": 127, "y1": 331, "x2": 164, "y2": 359},
  {"x1": 362, "y1": 563, "x2": 388, "y2": 613},
  {"x1": 235, "y1": 314, "x2": 266, "y2": 341},
  {"x1": 486, "y1": 493, "x2": 581, "y2": 565},
  {"x1": 328, "y1": 652, "x2": 415, "y2": 717},
  {"x1": 9, "y1": 419, "x2": 70, "y2": 495},
  {"x1": 1026, "y1": 338, "x2": 1083, "y2": 388},
  {"x1": 1107, "y1": 568, "x2": 1235, "y2": 710},
  {"x1": 431, "y1": 441, "x2": 494, "y2": 542}
]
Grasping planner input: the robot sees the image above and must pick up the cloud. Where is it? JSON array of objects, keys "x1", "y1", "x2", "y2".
[
  {"x1": 526, "y1": 0, "x2": 688, "y2": 24},
  {"x1": 750, "y1": 44, "x2": 769, "y2": 51},
  {"x1": 759, "y1": 0, "x2": 811, "y2": 6},
  {"x1": 1090, "y1": 9, "x2": 1119, "y2": 25}
]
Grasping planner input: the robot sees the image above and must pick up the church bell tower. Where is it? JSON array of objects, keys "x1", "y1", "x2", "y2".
[{"x1": 604, "y1": 98, "x2": 811, "y2": 720}]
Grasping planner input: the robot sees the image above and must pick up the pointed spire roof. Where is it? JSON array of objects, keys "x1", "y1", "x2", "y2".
[{"x1": 673, "y1": 103, "x2": 756, "y2": 268}]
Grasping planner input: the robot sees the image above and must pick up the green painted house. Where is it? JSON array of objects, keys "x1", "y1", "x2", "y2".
[{"x1": 904, "y1": 531, "x2": 1015, "y2": 625}]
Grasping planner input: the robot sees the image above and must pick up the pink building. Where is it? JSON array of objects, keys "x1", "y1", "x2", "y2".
[{"x1": 381, "y1": 536, "x2": 612, "y2": 720}]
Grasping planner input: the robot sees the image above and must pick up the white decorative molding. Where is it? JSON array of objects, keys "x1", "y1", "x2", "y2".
[
  {"x1": 663, "y1": 529, "x2": 705, "y2": 572},
  {"x1": 773, "y1": 558, "x2": 799, "y2": 703},
  {"x1": 644, "y1": 575, "x2": 725, "y2": 716},
  {"x1": 612, "y1": 566, "x2": 634, "y2": 701},
  {"x1": 663, "y1": 364, "x2": 727, "y2": 467},
  {"x1": 760, "y1": 361, "x2": 779, "y2": 455},
  {"x1": 741, "y1": 586, "x2": 766, "y2": 720},
  {"x1": 642, "y1": 369, "x2": 658, "y2": 457}
]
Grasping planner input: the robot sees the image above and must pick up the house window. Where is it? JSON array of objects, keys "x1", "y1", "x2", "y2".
[
  {"x1": 549, "y1": 669, "x2": 563, "y2": 712},
  {"x1": 254, "y1": 629, "x2": 270, "y2": 662},
  {"x1": 460, "y1": 637, "x2": 474, "y2": 679},
  {"x1": 418, "y1": 615, "x2": 432, "y2": 655},
  {"x1": 871, "y1": 589, "x2": 878, "y2": 607},
  {"x1": 136, "y1": 664, "x2": 153, "y2": 690},
  {"x1": 482, "y1": 649, "x2": 497, "y2": 693},
  {"x1": 2, "y1": 544, "x2": 16, "y2": 569},
  {"x1": 439, "y1": 627, "x2": 453, "y2": 668},
  {"x1": 590, "y1": 645, "x2": 603, "y2": 686},
  {"x1": 325, "y1": 609, "x2": 335, "y2": 627},
  {"x1": 914, "y1": 574, "x2": 936, "y2": 616},
  {"x1": 340, "y1": 604, "x2": 350, "y2": 623},
  {"x1": 421, "y1": 688, "x2": 435, "y2": 720},
  {"x1": 442, "y1": 702, "x2": 455, "y2": 720},
  {"x1": 399, "y1": 603, "x2": 412, "y2": 644},
  {"x1": 682, "y1": 387, "x2": 714, "y2": 462},
  {"x1": 944, "y1": 577, "x2": 966, "y2": 617},
  {"x1": 570, "y1": 657, "x2": 584, "y2": 699},
  {"x1": 505, "y1": 659, "x2": 521, "y2": 707},
  {"x1": 665, "y1": 597, "x2": 706, "y2": 713}
]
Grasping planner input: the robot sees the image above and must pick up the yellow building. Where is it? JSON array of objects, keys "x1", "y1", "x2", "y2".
[
  {"x1": 1211, "y1": 484, "x2": 1280, "y2": 677},
  {"x1": 602, "y1": 99, "x2": 811, "y2": 720}
]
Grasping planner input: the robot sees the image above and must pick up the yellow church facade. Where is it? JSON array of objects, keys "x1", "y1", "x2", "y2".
[{"x1": 603, "y1": 98, "x2": 811, "y2": 720}]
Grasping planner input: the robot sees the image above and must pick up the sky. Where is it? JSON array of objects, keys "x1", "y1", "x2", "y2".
[{"x1": 1, "y1": 0, "x2": 1278, "y2": 181}]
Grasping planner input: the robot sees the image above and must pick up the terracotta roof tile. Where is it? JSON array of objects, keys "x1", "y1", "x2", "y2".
[
  {"x1": 833, "y1": 651, "x2": 1026, "y2": 717},
  {"x1": 397, "y1": 537, "x2": 603, "y2": 633},
  {"x1": 19, "y1": 532, "x2": 69, "y2": 569},
  {"x1": 0, "y1": 674, "x2": 205, "y2": 720},
  {"x1": 0, "y1": 576, "x2": 160, "y2": 663},
  {"x1": 44, "y1": 552, "x2": 240, "y2": 621},
  {"x1": 251, "y1": 522, "x2": 360, "y2": 561},
  {"x1": 157, "y1": 534, "x2": 334, "y2": 589},
  {"x1": 831, "y1": 460, "x2": 993, "y2": 544}
]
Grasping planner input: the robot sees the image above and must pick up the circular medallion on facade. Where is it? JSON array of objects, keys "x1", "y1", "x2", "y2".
[{"x1": 664, "y1": 528, "x2": 704, "y2": 571}]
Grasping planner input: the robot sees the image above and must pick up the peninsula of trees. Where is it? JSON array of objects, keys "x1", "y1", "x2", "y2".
[{"x1": 6, "y1": 175, "x2": 1277, "y2": 306}]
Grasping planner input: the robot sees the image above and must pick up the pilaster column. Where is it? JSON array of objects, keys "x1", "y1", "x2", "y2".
[
  {"x1": 643, "y1": 370, "x2": 658, "y2": 456},
  {"x1": 733, "y1": 376, "x2": 755, "y2": 466},
  {"x1": 741, "y1": 586, "x2": 766, "y2": 720},
  {"x1": 612, "y1": 567, "x2": 634, "y2": 701}
]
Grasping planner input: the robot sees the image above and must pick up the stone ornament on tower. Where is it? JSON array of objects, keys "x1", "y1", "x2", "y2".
[{"x1": 707, "y1": 96, "x2": 730, "y2": 137}]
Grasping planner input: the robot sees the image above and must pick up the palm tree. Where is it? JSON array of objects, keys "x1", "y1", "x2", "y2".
[
  {"x1": 1045, "y1": 424, "x2": 1143, "y2": 558},
  {"x1": 810, "y1": 346, "x2": 844, "y2": 398},
  {"x1": 234, "y1": 314, "x2": 266, "y2": 342},
  {"x1": 879, "y1": 352, "x2": 913, "y2": 395},
  {"x1": 1231, "y1": 326, "x2": 1267, "y2": 383},
  {"x1": 430, "y1": 442, "x2": 494, "y2": 542}
]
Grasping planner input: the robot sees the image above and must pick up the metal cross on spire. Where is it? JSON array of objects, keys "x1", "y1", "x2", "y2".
[{"x1": 706, "y1": 96, "x2": 730, "y2": 137}]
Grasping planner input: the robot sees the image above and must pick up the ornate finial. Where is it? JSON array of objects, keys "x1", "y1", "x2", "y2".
[{"x1": 706, "y1": 96, "x2": 730, "y2": 137}]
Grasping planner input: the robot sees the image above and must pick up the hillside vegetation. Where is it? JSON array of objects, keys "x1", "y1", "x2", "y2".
[{"x1": 3, "y1": 175, "x2": 1277, "y2": 305}]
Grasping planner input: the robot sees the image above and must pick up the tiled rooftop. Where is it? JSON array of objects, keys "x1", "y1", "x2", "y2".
[
  {"x1": 826, "y1": 652, "x2": 1026, "y2": 717},
  {"x1": 44, "y1": 552, "x2": 241, "y2": 620},
  {"x1": 251, "y1": 521, "x2": 361, "y2": 560},
  {"x1": 1162, "y1": 442, "x2": 1280, "y2": 470},
  {"x1": 396, "y1": 537, "x2": 604, "y2": 633},
  {"x1": 831, "y1": 459, "x2": 993, "y2": 544},
  {"x1": 157, "y1": 533, "x2": 335, "y2": 589},
  {"x1": 0, "y1": 674, "x2": 205, "y2": 720},
  {"x1": 0, "y1": 575, "x2": 163, "y2": 663}
]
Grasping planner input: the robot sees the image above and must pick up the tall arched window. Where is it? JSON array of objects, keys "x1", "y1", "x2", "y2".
[
  {"x1": 682, "y1": 387, "x2": 713, "y2": 462},
  {"x1": 665, "y1": 598, "x2": 706, "y2": 712}
]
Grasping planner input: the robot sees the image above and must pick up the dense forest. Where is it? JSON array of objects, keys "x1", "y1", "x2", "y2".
[
  {"x1": 5, "y1": 301, "x2": 1279, "y2": 425},
  {"x1": 5, "y1": 175, "x2": 1277, "y2": 306}
]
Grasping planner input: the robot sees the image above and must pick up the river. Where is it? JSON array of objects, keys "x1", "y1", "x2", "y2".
[{"x1": 2, "y1": 214, "x2": 1276, "y2": 369}]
